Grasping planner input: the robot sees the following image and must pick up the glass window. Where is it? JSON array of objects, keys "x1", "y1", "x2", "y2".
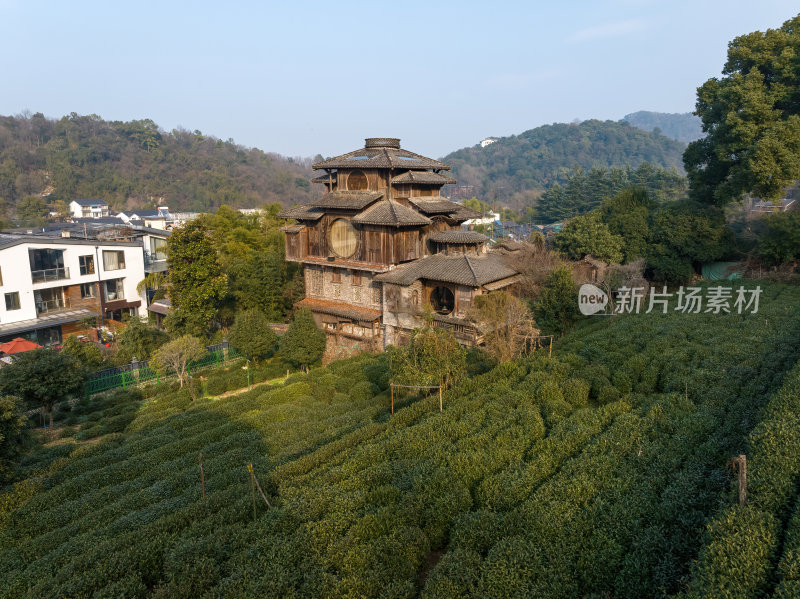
[
  {"x1": 149, "y1": 237, "x2": 168, "y2": 260},
  {"x1": 5, "y1": 292, "x2": 20, "y2": 310},
  {"x1": 347, "y1": 170, "x2": 368, "y2": 190},
  {"x1": 102, "y1": 250, "x2": 126, "y2": 271},
  {"x1": 328, "y1": 219, "x2": 358, "y2": 258},
  {"x1": 104, "y1": 279, "x2": 124, "y2": 301},
  {"x1": 80, "y1": 283, "x2": 96, "y2": 298},
  {"x1": 79, "y1": 255, "x2": 95, "y2": 275}
]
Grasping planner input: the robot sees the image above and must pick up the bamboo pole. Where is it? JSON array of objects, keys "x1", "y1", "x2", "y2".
[
  {"x1": 439, "y1": 386, "x2": 443, "y2": 412},
  {"x1": 549, "y1": 336, "x2": 553, "y2": 358},
  {"x1": 390, "y1": 384, "x2": 394, "y2": 415}
]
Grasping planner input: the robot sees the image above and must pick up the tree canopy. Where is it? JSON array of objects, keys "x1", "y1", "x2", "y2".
[
  {"x1": 166, "y1": 218, "x2": 228, "y2": 337},
  {"x1": 684, "y1": 14, "x2": 800, "y2": 205},
  {"x1": 444, "y1": 119, "x2": 686, "y2": 209},
  {"x1": 151, "y1": 335, "x2": 206, "y2": 389},
  {"x1": 0, "y1": 112, "x2": 316, "y2": 217},
  {"x1": 228, "y1": 310, "x2": 278, "y2": 362},
  {"x1": 533, "y1": 163, "x2": 686, "y2": 222},
  {"x1": 279, "y1": 308, "x2": 326, "y2": 371},
  {"x1": 0, "y1": 350, "x2": 84, "y2": 426},
  {"x1": 389, "y1": 314, "x2": 467, "y2": 390}
]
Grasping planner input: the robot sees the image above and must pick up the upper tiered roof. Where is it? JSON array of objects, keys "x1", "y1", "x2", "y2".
[{"x1": 312, "y1": 138, "x2": 451, "y2": 171}]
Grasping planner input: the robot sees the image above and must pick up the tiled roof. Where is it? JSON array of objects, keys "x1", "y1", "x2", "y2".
[
  {"x1": 312, "y1": 173, "x2": 337, "y2": 184},
  {"x1": 449, "y1": 205, "x2": 483, "y2": 221},
  {"x1": 429, "y1": 230, "x2": 489, "y2": 244},
  {"x1": 375, "y1": 252, "x2": 518, "y2": 287},
  {"x1": 278, "y1": 205, "x2": 324, "y2": 221},
  {"x1": 72, "y1": 199, "x2": 108, "y2": 206},
  {"x1": 391, "y1": 171, "x2": 457, "y2": 185},
  {"x1": 296, "y1": 297, "x2": 381, "y2": 322},
  {"x1": 313, "y1": 138, "x2": 451, "y2": 171},
  {"x1": 352, "y1": 200, "x2": 431, "y2": 227},
  {"x1": 310, "y1": 190, "x2": 384, "y2": 210},
  {"x1": 407, "y1": 198, "x2": 463, "y2": 215}
]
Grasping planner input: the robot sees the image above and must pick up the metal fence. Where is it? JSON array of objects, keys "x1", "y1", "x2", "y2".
[{"x1": 84, "y1": 341, "x2": 242, "y2": 397}]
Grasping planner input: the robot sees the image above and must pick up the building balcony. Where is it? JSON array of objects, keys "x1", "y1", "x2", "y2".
[
  {"x1": 31, "y1": 267, "x2": 70, "y2": 283},
  {"x1": 36, "y1": 297, "x2": 71, "y2": 315}
]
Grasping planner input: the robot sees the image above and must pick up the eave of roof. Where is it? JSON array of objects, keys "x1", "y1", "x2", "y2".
[
  {"x1": 309, "y1": 190, "x2": 384, "y2": 210},
  {"x1": 352, "y1": 200, "x2": 432, "y2": 227},
  {"x1": 391, "y1": 171, "x2": 457, "y2": 185},
  {"x1": 374, "y1": 253, "x2": 517, "y2": 287},
  {"x1": 407, "y1": 197, "x2": 462, "y2": 215},
  {"x1": 278, "y1": 205, "x2": 324, "y2": 221},
  {"x1": 296, "y1": 297, "x2": 381, "y2": 323}
]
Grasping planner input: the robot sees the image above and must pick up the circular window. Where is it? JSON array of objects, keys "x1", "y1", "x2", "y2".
[
  {"x1": 347, "y1": 170, "x2": 368, "y2": 191},
  {"x1": 328, "y1": 219, "x2": 358, "y2": 258},
  {"x1": 430, "y1": 286, "x2": 455, "y2": 315}
]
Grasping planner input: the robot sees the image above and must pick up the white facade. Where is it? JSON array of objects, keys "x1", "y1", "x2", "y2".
[
  {"x1": 0, "y1": 237, "x2": 146, "y2": 343},
  {"x1": 480, "y1": 137, "x2": 498, "y2": 148},
  {"x1": 69, "y1": 200, "x2": 110, "y2": 219}
]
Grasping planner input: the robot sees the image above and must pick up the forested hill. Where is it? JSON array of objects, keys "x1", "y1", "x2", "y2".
[
  {"x1": 622, "y1": 111, "x2": 703, "y2": 143},
  {"x1": 0, "y1": 112, "x2": 316, "y2": 214},
  {"x1": 443, "y1": 119, "x2": 686, "y2": 205}
]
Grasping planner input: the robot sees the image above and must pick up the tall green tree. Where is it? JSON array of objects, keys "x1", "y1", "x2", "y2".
[
  {"x1": 684, "y1": 14, "x2": 800, "y2": 205},
  {"x1": 279, "y1": 308, "x2": 326, "y2": 371},
  {"x1": 554, "y1": 212, "x2": 624, "y2": 263},
  {"x1": 600, "y1": 187, "x2": 654, "y2": 262},
  {"x1": 167, "y1": 218, "x2": 228, "y2": 337},
  {"x1": 228, "y1": 310, "x2": 278, "y2": 362},
  {"x1": 646, "y1": 201, "x2": 732, "y2": 282},
  {"x1": 0, "y1": 350, "x2": 84, "y2": 427},
  {"x1": 532, "y1": 265, "x2": 580, "y2": 336}
]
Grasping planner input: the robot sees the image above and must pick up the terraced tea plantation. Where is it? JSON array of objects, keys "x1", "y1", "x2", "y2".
[{"x1": 2, "y1": 281, "x2": 800, "y2": 598}]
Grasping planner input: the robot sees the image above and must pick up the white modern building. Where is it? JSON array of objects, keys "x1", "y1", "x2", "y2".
[
  {"x1": 118, "y1": 207, "x2": 172, "y2": 230},
  {"x1": 69, "y1": 199, "x2": 110, "y2": 219},
  {"x1": 0, "y1": 236, "x2": 146, "y2": 346}
]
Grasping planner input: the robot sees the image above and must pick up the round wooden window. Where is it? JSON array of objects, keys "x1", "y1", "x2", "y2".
[
  {"x1": 328, "y1": 219, "x2": 358, "y2": 258},
  {"x1": 430, "y1": 286, "x2": 455, "y2": 315},
  {"x1": 347, "y1": 170, "x2": 368, "y2": 191}
]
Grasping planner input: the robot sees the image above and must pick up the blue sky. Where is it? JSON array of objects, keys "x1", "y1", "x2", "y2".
[{"x1": 1, "y1": 1, "x2": 797, "y2": 158}]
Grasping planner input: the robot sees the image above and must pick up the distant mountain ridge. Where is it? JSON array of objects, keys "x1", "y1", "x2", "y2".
[
  {"x1": 443, "y1": 119, "x2": 686, "y2": 206},
  {"x1": 622, "y1": 111, "x2": 703, "y2": 143},
  {"x1": 0, "y1": 112, "x2": 315, "y2": 216}
]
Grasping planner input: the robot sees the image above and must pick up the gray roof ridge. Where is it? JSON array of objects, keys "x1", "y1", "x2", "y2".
[{"x1": 464, "y1": 255, "x2": 479, "y2": 285}]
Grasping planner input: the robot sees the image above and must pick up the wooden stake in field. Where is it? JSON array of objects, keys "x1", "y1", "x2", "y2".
[
  {"x1": 734, "y1": 454, "x2": 747, "y2": 506},
  {"x1": 248, "y1": 463, "x2": 256, "y2": 521},
  {"x1": 199, "y1": 453, "x2": 205, "y2": 500},
  {"x1": 247, "y1": 463, "x2": 273, "y2": 516}
]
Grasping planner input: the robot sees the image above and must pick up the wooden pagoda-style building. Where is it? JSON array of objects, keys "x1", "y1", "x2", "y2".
[{"x1": 279, "y1": 137, "x2": 520, "y2": 350}]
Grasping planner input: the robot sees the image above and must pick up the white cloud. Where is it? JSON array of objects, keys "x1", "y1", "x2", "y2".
[{"x1": 567, "y1": 18, "x2": 648, "y2": 43}]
